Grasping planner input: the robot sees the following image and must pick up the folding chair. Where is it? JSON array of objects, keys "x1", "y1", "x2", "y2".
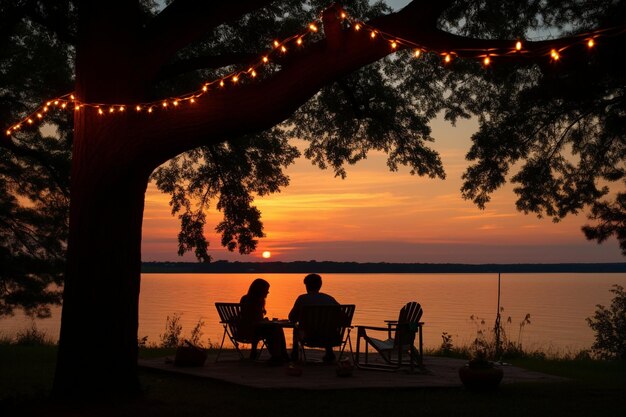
[
  {"x1": 355, "y1": 301, "x2": 424, "y2": 372},
  {"x1": 295, "y1": 304, "x2": 355, "y2": 363},
  {"x1": 214, "y1": 302, "x2": 264, "y2": 362}
]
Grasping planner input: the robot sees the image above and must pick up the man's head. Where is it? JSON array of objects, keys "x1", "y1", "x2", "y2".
[{"x1": 304, "y1": 273, "x2": 322, "y2": 293}]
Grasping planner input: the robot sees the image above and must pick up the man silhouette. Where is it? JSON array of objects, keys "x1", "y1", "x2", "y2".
[{"x1": 288, "y1": 273, "x2": 339, "y2": 362}]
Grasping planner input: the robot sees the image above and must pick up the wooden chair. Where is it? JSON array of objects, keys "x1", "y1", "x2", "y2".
[
  {"x1": 294, "y1": 304, "x2": 355, "y2": 363},
  {"x1": 355, "y1": 301, "x2": 424, "y2": 372},
  {"x1": 214, "y1": 302, "x2": 264, "y2": 362}
]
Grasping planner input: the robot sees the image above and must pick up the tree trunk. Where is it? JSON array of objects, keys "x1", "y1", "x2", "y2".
[{"x1": 53, "y1": 106, "x2": 152, "y2": 398}]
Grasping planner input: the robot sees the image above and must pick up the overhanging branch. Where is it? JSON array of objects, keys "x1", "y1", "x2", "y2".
[
  {"x1": 144, "y1": 0, "x2": 276, "y2": 74},
  {"x1": 157, "y1": 53, "x2": 259, "y2": 81}
]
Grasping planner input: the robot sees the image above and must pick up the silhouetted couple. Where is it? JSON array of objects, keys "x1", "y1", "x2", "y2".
[{"x1": 239, "y1": 273, "x2": 338, "y2": 366}]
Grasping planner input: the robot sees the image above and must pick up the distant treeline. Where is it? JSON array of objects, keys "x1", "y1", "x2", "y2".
[{"x1": 141, "y1": 261, "x2": 626, "y2": 274}]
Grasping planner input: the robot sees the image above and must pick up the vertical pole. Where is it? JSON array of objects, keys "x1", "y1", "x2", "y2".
[{"x1": 495, "y1": 272, "x2": 502, "y2": 360}]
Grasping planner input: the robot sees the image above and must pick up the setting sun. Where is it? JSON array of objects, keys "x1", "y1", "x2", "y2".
[{"x1": 262, "y1": 251, "x2": 271, "y2": 259}]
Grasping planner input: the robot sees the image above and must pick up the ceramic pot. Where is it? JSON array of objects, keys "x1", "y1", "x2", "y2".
[
  {"x1": 458, "y1": 363, "x2": 503, "y2": 390},
  {"x1": 174, "y1": 345, "x2": 208, "y2": 367}
]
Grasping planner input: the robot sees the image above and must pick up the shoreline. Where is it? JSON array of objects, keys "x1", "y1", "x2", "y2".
[{"x1": 141, "y1": 261, "x2": 626, "y2": 274}]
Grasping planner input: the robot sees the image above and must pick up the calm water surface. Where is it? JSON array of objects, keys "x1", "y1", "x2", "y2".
[{"x1": 2, "y1": 273, "x2": 625, "y2": 353}]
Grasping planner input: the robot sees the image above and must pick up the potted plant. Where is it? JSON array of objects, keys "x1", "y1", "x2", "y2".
[
  {"x1": 458, "y1": 337, "x2": 503, "y2": 390},
  {"x1": 174, "y1": 339, "x2": 208, "y2": 367}
]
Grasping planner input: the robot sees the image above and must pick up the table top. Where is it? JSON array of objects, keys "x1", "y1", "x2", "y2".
[{"x1": 267, "y1": 318, "x2": 294, "y2": 327}]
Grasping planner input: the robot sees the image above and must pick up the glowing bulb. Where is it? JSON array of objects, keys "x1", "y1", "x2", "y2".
[
  {"x1": 54, "y1": 100, "x2": 59, "y2": 105},
  {"x1": 37, "y1": 113, "x2": 43, "y2": 118},
  {"x1": 370, "y1": 31, "x2": 376, "y2": 39},
  {"x1": 162, "y1": 101, "x2": 168, "y2": 107},
  {"x1": 483, "y1": 56, "x2": 491, "y2": 66},
  {"x1": 43, "y1": 106, "x2": 49, "y2": 112},
  {"x1": 414, "y1": 49, "x2": 421, "y2": 58},
  {"x1": 515, "y1": 41, "x2": 522, "y2": 51},
  {"x1": 341, "y1": 12, "x2": 347, "y2": 19},
  {"x1": 587, "y1": 38, "x2": 595, "y2": 48},
  {"x1": 273, "y1": 40, "x2": 279, "y2": 48},
  {"x1": 550, "y1": 49, "x2": 560, "y2": 60},
  {"x1": 46, "y1": 102, "x2": 51, "y2": 106},
  {"x1": 148, "y1": 107, "x2": 153, "y2": 113},
  {"x1": 6, "y1": 130, "x2": 10, "y2": 135},
  {"x1": 98, "y1": 108, "x2": 104, "y2": 115},
  {"x1": 109, "y1": 107, "x2": 114, "y2": 113},
  {"x1": 251, "y1": 70, "x2": 257, "y2": 78},
  {"x1": 391, "y1": 41, "x2": 397, "y2": 49},
  {"x1": 220, "y1": 80, "x2": 225, "y2": 87},
  {"x1": 355, "y1": 24, "x2": 361, "y2": 31},
  {"x1": 297, "y1": 37, "x2": 303, "y2": 45},
  {"x1": 232, "y1": 75, "x2": 239, "y2": 83},
  {"x1": 262, "y1": 56, "x2": 269, "y2": 63},
  {"x1": 27, "y1": 119, "x2": 33, "y2": 124},
  {"x1": 190, "y1": 98, "x2": 195, "y2": 103},
  {"x1": 74, "y1": 105, "x2": 80, "y2": 111},
  {"x1": 202, "y1": 85, "x2": 208, "y2": 92},
  {"x1": 70, "y1": 94, "x2": 75, "y2": 100},
  {"x1": 444, "y1": 53, "x2": 451, "y2": 63},
  {"x1": 61, "y1": 103, "x2": 67, "y2": 108},
  {"x1": 173, "y1": 101, "x2": 178, "y2": 106},
  {"x1": 309, "y1": 24, "x2": 318, "y2": 32},
  {"x1": 136, "y1": 105, "x2": 141, "y2": 111},
  {"x1": 281, "y1": 45, "x2": 287, "y2": 53}
]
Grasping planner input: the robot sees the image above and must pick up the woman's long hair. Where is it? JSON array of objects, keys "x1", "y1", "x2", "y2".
[{"x1": 247, "y1": 278, "x2": 270, "y2": 304}]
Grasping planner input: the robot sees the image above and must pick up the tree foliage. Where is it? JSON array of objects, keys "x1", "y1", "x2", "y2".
[
  {"x1": 1, "y1": 0, "x2": 625, "y2": 319},
  {"x1": 0, "y1": 1, "x2": 73, "y2": 317},
  {"x1": 587, "y1": 284, "x2": 626, "y2": 359}
]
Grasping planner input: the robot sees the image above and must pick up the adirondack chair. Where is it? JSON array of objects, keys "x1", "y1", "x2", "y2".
[
  {"x1": 214, "y1": 302, "x2": 264, "y2": 362},
  {"x1": 294, "y1": 304, "x2": 355, "y2": 363},
  {"x1": 355, "y1": 301, "x2": 424, "y2": 371}
]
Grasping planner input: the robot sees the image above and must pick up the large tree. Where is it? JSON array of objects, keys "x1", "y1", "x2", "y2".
[{"x1": 1, "y1": 0, "x2": 625, "y2": 398}]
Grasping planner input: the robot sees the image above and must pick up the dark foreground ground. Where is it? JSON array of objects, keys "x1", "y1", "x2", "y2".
[{"x1": 1, "y1": 345, "x2": 625, "y2": 417}]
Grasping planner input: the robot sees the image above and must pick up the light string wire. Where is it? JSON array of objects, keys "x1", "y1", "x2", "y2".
[{"x1": 5, "y1": 8, "x2": 625, "y2": 136}]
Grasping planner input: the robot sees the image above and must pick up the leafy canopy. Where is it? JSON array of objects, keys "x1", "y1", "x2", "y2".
[{"x1": 1, "y1": 0, "x2": 625, "y2": 317}]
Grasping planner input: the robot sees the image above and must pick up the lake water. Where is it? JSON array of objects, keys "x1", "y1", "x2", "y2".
[{"x1": 2, "y1": 273, "x2": 625, "y2": 354}]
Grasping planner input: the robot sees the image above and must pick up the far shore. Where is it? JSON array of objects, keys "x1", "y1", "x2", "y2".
[{"x1": 141, "y1": 261, "x2": 626, "y2": 274}]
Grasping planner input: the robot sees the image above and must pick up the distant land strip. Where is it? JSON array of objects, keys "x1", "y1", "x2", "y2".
[{"x1": 141, "y1": 261, "x2": 626, "y2": 274}]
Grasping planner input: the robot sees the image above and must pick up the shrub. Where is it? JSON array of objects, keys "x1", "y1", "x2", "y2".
[
  {"x1": 160, "y1": 313, "x2": 183, "y2": 348},
  {"x1": 15, "y1": 322, "x2": 54, "y2": 346},
  {"x1": 587, "y1": 284, "x2": 626, "y2": 360}
]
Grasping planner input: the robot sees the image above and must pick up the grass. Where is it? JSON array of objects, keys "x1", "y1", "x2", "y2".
[{"x1": 1, "y1": 344, "x2": 625, "y2": 417}]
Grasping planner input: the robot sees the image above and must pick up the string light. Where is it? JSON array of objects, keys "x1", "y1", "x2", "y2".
[
  {"x1": 550, "y1": 48, "x2": 560, "y2": 61},
  {"x1": 4, "y1": 7, "x2": 621, "y2": 136}
]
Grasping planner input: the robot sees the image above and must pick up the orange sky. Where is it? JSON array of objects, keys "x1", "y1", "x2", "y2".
[{"x1": 141, "y1": 115, "x2": 624, "y2": 263}]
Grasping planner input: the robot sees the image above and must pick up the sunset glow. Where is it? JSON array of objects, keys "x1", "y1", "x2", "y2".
[
  {"x1": 262, "y1": 251, "x2": 272, "y2": 259},
  {"x1": 141, "y1": 116, "x2": 623, "y2": 264}
]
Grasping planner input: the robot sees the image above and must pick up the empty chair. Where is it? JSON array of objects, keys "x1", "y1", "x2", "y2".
[
  {"x1": 214, "y1": 302, "x2": 264, "y2": 362},
  {"x1": 294, "y1": 304, "x2": 355, "y2": 363},
  {"x1": 355, "y1": 301, "x2": 424, "y2": 371}
]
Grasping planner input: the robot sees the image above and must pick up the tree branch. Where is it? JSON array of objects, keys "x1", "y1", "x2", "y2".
[
  {"x1": 156, "y1": 53, "x2": 259, "y2": 81},
  {"x1": 127, "y1": 1, "x2": 622, "y2": 169},
  {"x1": 143, "y1": 0, "x2": 276, "y2": 74}
]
